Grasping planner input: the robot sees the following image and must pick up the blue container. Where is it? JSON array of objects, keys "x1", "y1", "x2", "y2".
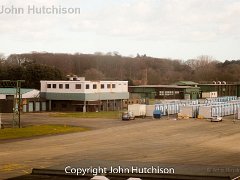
[{"x1": 153, "y1": 109, "x2": 162, "y2": 119}]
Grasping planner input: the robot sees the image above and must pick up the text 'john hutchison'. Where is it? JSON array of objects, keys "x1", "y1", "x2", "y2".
[{"x1": 0, "y1": 5, "x2": 80, "y2": 15}]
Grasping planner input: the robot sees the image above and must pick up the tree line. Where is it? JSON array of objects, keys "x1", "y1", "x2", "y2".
[
  {"x1": 0, "y1": 54, "x2": 64, "y2": 89},
  {"x1": 0, "y1": 52, "x2": 240, "y2": 89}
]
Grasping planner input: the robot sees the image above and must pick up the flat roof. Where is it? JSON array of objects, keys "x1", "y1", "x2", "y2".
[
  {"x1": 175, "y1": 81, "x2": 198, "y2": 85},
  {"x1": 129, "y1": 85, "x2": 199, "y2": 89},
  {"x1": 41, "y1": 80, "x2": 128, "y2": 83},
  {"x1": 198, "y1": 84, "x2": 236, "y2": 85},
  {"x1": 0, "y1": 88, "x2": 36, "y2": 95}
]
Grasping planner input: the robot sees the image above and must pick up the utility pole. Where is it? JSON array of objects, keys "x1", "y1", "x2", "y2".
[{"x1": 13, "y1": 80, "x2": 23, "y2": 128}]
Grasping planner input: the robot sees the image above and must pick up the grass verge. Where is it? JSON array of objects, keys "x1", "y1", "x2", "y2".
[
  {"x1": 0, "y1": 125, "x2": 89, "y2": 140},
  {"x1": 49, "y1": 111, "x2": 122, "y2": 119}
]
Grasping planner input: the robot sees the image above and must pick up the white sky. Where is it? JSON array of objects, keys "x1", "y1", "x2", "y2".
[{"x1": 0, "y1": 0, "x2": 240, "y2": 61}]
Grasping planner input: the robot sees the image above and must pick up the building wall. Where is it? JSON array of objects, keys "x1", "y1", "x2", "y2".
[
  {"x1": 237, "y1": 85, "x2": 240, "y2": 97},
  {"x1": 185, "y1": 88, "x2": 200, "y2": 100},
  {"x1": 0, "y1": 89, "x2": 43, "y2": 113},
  {"x1": 202, "y1": 92, "x2": 218, "y2": 98},
  {"x1": 157, "y1": 88, "x2": 185, "y2": 99},
  {"x1": 41, "y1": 81, "x2": 128, "y2": 94},
  {"x1": 198, "y1": 84, "x2": 237, "y2": 97},
  {"x1": 22, "y1": 99, "x2": 46, "y2": 112},
  {"x1": 0, "y1": 100, "x2": 13, "y2": 113},
  {"x1": 41, "y1": 92, "x2": 129, "y2": 101},
  {"x1": 41, "y1": 80, "x2": 129, "y2": 112},
  {"x1": 51, "y1": 99, "x2": 123, "y2": 112},
  {"x1": 129, "y1": 86, "x2": 200, "y2": 100},
  {"x1": 41, "y1": 81, "x2": 129, "y2": 101},
  {"x1": 0, "y1": 94, "x2": 6, "y2": 99}
]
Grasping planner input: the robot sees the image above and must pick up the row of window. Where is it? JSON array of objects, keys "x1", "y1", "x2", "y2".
[
  {"x1": 47, "y1": 83, "x2": 117, "y2": 90},
  {"x1": 47, "y1": 84, "x2": 69, "y2": 89},
  {"x1": 159, "y1": 91, "x2": 180, "y2": 96}
]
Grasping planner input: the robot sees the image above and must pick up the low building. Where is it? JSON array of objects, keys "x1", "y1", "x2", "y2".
[
  {"x1": 198, "y1": 83, "x2": 238, "y2": 97},
  {"x1": 40, "y1": 80, "x2": 129, "y2": 112},
  {"x1": 0, "y1": 88, "x2": 45, "y2": 113},
  {"x1": 129, "y1": 85, "x2": 200, "y2": 100}
]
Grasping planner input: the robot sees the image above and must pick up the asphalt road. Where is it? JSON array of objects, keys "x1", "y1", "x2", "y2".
[{"x1": 0, "y1": 113, "x2": 240, "y2": 179}]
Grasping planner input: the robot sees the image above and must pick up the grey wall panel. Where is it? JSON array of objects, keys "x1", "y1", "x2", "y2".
[
  {"x1": 41, "y1": 102, "x2": 46, "y2": 111},
  {"x1": 28, "y1": 102, "x2": 34, "y2": 112},
  {"x1": 40, "y1": 92, "x2": 129, "y2": 101},
  {"x1": 23, "y1": 105, "x2": 27, "y2": 112},
  {"x1": 41, "y1": 92, "x2": 85, "y2": 101},
  {"x1": 35, "y1": 102, "x2": 40, "y2": 111},
  {"x1": 85, "y1": 92, "x2": 129, "y2": 101}
]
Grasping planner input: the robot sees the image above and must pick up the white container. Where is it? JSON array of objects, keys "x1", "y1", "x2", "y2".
[
  {"x1": 146, "y1": 105, "x2": 155, "y2": 117},
  {"x1": 212, "y1": 107, "x2": 216, "y2": 117},
  {"x1": 180, "y1": 106, "x2": 194, "y2": 118},
  {"x1": 199, "y1": 106, "x2": 212, "y2": 118},
  {"x1": 128, "y1": 104, "x2": 146, "y2": 117},
  {"x1": 238, "y1": 107, "x2": 240, "y2": 119}
]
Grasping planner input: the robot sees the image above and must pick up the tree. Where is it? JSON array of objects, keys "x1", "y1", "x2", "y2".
[
  {"x1": 84, "y1": 68, "x2": 105, "y2": 81},
  {"x1": 6, "y1": 52, "x2": 240, "y2": 85},
  {"x1": 185, "y1": 55, "x2": 220, "y2": 82},
  {"x1": 22, "y1": 62, "x2": 64, "y2": 89},
  {"x1": 7, "y1": 54, "x2": 31, "y2": 66},
  {"x1": 0, "y1": 53, "x2": 5, "y2": 60}
]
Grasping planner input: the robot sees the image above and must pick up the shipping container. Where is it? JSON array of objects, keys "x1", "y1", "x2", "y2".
[
  {"x1": 238, "y1": 107, "x2": 240, "y2": 120},
  {"x1": 146, "y1": 105, "x2": 155, "y2": 117},
  {"x1": 199, "y1": 106, "x2": 212, "y2": 118},
  {"x1": 128, "y1": 104, "x2": 146, "y2": 117}
]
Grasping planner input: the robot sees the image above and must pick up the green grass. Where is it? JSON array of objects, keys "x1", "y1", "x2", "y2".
[
  {"x1": 0, "y1": 125, "x2": 89, "y2": 140},
  {"x1": 49, "y1": 111, "x2": 122, "y2": 119}
]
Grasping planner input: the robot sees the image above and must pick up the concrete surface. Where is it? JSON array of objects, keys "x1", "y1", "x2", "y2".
[{"x1": 0, "y1": 113, "x2": 240, "y2": 179}]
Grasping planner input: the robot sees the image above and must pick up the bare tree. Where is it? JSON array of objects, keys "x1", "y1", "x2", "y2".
[
  {"x1": 84, "y1": 68, "x2": 105, "y2": 81},
  {"x1": 0, "y1": 53, "x2": 5, "y2": 61},
  {"x1": 7, "y1": 54, "x2": 31, "y2": 66},
  {"x1": 186, "y1": 55, "x2": 216, "y2": 70}
]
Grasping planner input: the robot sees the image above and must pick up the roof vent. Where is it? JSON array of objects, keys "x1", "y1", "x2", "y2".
[
  {"x1": 212, "y1": 81, "x2": 216, "y2": 84},
  {"x1": 222, "y1": 81, "x2": 226, "y2": 84},
  {"x1": 66, "y1": 75, "x2": 85, "y2": 81},
  {"x1": 217, "y1": 81, "x2": 221, "y2": 84}
]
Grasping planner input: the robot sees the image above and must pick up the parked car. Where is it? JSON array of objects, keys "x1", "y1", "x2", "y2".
[
  {"x1": 122, "y1": 111, "x2": 135, "y2": 121},
  {"x1": 211, "y1": 116, "x2": 223, "y2": 122}
]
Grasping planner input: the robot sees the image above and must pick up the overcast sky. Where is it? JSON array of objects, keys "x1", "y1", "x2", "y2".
[{"x1": 0, "y1": 0, "x2": 240, "y2": 61}]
